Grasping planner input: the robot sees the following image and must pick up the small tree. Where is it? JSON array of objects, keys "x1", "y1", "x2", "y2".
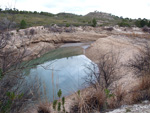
[
  {"x1": 20, "y1": 20, "x2": 27, "y2": 29},
  {"x1": 85, "y1": 51, "x2": 120, "y2": 89},
  {"x1": 92, "y1": 18, "x2": 97, "y2": 27}
]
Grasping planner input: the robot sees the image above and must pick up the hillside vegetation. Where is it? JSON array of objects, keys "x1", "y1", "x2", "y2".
[{"x1": 0, "y1": 8, "x2": 145, "y2": 30}]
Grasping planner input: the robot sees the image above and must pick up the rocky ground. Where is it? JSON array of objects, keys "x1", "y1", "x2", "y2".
[
  {"x1": 4, "y1": 25, "x2": 149, "y2": 61},
  {"x1": 107, "y1": 100, "x2": 150, "y2": 113},
  {"x1": 85, "y1": 35, "x2": 150, "y2": 91},
  {"x1": 85, "y1": 35, "x2": 150, "y2": 113},
  {"x1": 3, "y1": 26, "x2": 150, "y2": 113}
]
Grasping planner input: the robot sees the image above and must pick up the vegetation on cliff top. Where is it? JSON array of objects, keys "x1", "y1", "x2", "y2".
[{"x1": 1, "y1": 8, "x2": 149, "y2": 30}]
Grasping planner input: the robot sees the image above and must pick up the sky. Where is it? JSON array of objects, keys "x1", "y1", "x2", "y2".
[{"x1": 0, "y1": 0, "x2": 150, "y2": 19}]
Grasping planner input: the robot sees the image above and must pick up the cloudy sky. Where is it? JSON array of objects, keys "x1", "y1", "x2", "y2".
[{"x1": 0, "y1": 0, "x2": 150, "y2": 19}]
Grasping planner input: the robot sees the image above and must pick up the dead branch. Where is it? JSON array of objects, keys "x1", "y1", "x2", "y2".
[{"x1": 85, "y1": 50, "x2": 121, "y2": 89}]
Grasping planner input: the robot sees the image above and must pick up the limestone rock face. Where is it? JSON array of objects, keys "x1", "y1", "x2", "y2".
[
  {"x1": 3, "y1": 26, "x2": 108, "y2": 61},
  {"x1": 3, "y1": 25, "x2": 148, "y2": 61}
]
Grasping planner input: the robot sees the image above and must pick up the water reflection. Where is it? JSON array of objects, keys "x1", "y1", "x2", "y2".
[{"x1": 26, "y1": 55, "x2": 94, "y2": 102}]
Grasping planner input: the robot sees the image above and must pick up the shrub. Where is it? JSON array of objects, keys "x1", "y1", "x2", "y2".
[
  {"x1": 106, "y1": 27, "x2": 114, "y2": 31},
  {"x1": 10, "y1": 32, "x2": 14, "y2": 36},
  {"x1": 66, "y1": 23, "x2": 70, "y2": 27},
  {"x1": 92, "y1": 18, "x2": 97, "y2": 27},
  {"x1": 20, "y1": 20, "x2": 27, "y2": 29},
  {"x1": 131, "y1": 75, "x2": 150, "y2": 103},
  {"x1": 38, "y1": 104, "x2": 50, "y2": 113},
  {"x1": 85, "y1": 51, "x2": 120, "y2": 89},
  {"x1": 127, "y1": 42, "x2": 150, "y2": 76},
  {"x1": 16, "y1": 28, "x2": 19, "y2": 32},
  {"x1": 127, "y1": 41, "x2": 150, "y2": 103},
  {"x1": 142, "y1": 26, "x2": 150, "y2": 32},
  {"x1": 118, "y1": 21, "x2": 130, "y2": 27},
  {"x1": 29, "y1": 29, "x2": 35, "y2": 35},
  {"x1": 148, "y1": 22, "x2": 150, "y2": 27},
  {"x1": 109, "y1": 85, "x2": 127, "y2": 109},
  {"x1": 70, "y1": 88, "x2": 106, "y2": 112},
  {"x1": 135, "y1": 19, "x2": 149, "y2": 28},
  {"x1": 140, "y1": 19, "x2": 149, "y2": 27}
]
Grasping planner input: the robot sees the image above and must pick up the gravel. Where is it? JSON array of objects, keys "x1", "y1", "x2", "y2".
[{"x1": 107, "y1": 101, "x2": 150, "y2": 113}]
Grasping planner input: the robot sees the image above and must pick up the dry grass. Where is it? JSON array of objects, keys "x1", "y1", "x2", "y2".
[
  {"x1": 70, "y1": 76, "x2": 150, "y2": 112},
  {"x1": 108, "y1": 85, "x2": 127, "y2": 109},
  {"x1": 123, "y1": 33, "x2": 150, "y2": 39},
  {"x1": 70, "y1": 88, "x2": 106, "y2": 113},
  {"x1": 70, "y1": 85, "x2": 128, "y2": 112},
  {"x1": 37, "y1": 103, "x2": 51, "y2": 113},
  {"x1": 131, "y1": 75, "x2": 150, "y2": 104}
]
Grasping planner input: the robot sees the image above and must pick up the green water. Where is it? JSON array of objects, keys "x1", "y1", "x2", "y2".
[{"x1": 22, "y1": 46, "x2": 83, "y2": 75}]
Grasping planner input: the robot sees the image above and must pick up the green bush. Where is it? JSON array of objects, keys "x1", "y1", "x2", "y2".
[
  {"x1": 92, "y1": 18, "x2": 97, "y2": 27},
  {"x1": 66, "y1": 23, "x2": 70, "y2": 27},
  {"x1": 148, "y1": 22, "x2": 150, "y2": 27},
  {"x1": 0, "y1": 92, "x2": 23, "y2": 113},
  {"x1": 135, "y1": 19, "x2": 149, "y2": 28},
  {"x1": 118, "y1": 21, "x2": 130, "y2": 27},
  {"x1": 20, "y1": 20, "x2": 27, "y2": 29}
]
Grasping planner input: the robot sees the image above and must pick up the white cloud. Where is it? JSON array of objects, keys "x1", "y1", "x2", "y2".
[{"x1": 0, "y1": 0, "x2": 150, "y2": 19}]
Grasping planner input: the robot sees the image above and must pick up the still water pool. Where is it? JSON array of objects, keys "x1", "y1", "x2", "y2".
[{"x1": 24, "y1": 44, "x2": 95, "y2": 102}]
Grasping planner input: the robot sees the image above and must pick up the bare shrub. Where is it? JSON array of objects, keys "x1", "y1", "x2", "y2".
[
  {"x1": 0, "y1": 33, "x2": 9, "y2": 49},
  {"x1": 85, "y1": 51, "x2": 121, "y2": 89},
  {"x1": 0, "y1": 73, "x2": 41, "y2": 113},
  {"x1": 142, "y1": 26, "x2": 150, "y2": 33},
  {"x1": 64, "y1": 27, "x2": 75, "y2": 33},
  {"x1": 30, "y1": 29, "x2": 36, "y2": 35},
  {"x1": 71, "y1": 50, "x2": 122, "y2": 112},
  {"x1": 106, "y1": 27, "x2": 114, "y2": 31},
  {"x1": 0, "y1": 46, "x2": 28, "y2": 74},
  {"x1": 103, "y1": 27, "x2": 114, "y2": 31},
  {"x1": 71, "y1": 49, "x2": 127, "y2": 112},
  {"x1": 0, "y1": 18, "x2": 16, "y2": 32},
  {"x1": 127, "y1": 42, "x2": 150, "y2": 76},
  {"x1": 48, "y1": 26, "x2": 63, "y2": 34},
  {"x1": 0, "y1": 10, "x2": 45, "y2": 113}
]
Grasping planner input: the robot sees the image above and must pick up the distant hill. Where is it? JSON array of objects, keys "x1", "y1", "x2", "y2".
[
  {"x1": 85, "y1": 11, "x2": 127, "y2": 26},
  {"x1": 85, "y1": 11, "x2": 116, "y2": 20},
  {"x1": 0, "y1": 9, "x2": 137, "y2": 30}
]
